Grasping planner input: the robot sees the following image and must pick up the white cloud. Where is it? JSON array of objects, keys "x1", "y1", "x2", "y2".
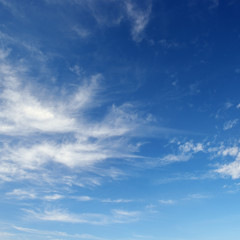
[
  {"x1": 112, "y1": 209, "x2": 139, "y2": 217},
  {"x1": 24, "y1": 207, "x2": 140, "y2": 225},
  {"x1": 13, "y1": 225, "x2": 106, "y2": 240},
  {"x1": 209, "y1": 143, "x2": 240, "y2": 179},
  {"x1": 44, "y1": 194, "x2": 64, "y2": 201},
  {"x1": 112, "y1": 209, "x2": 140, "y2": 223},
  {"x1": 221, "y1": 147, "x2": 239, "y2": 157},
  {"x1": 44, "y1": 0, "x2": 151, "y2": 42},
  {"x1": 125, "y1": 0, "x2": 152, "y2": 42},
  {"x1": 215, "y1": 151, "x2": 240, "y2": 179},
  {"x1": 155, "y1": 140, "x2": 206, "y2": 167},
  {"x1": 158, "y1": 199, "x2": 175, "y2": 205},
  {"x1": 0, "y1": 48, "x2": 11, "y2": 59},
  {"x1": 216, "y1": 161, "x2": 240, "y2": 179},
  {"x1": 72, "y1": 26, "x2": 90, "y2": 38},
  {"x1": 6, "y1": 189, "x2": 66, "y2": 201},
  {"x1": 73, "y1": 196, "x2": 92, "y2": 201},
  {"x1": 0, "y1": 48, "x2": 156, "y2": 184},
  {"x1": 179, "y1": 141, "x2": 204, "y2": 153},
  {"x1": 161, "y1": 154, "x2": 191, "y2": 163},
  {"x1": 0, "y1": 231, "x2": 14, "y2": 238},
  {"x1": 102, "y1": 198, "x2": 132, "y2": 203},
  {"x1": 6, "y1": 189, "x2": 36, "y2": 199},
  {"x1": 0, "y1": 63, "x2": 78, "y2": 135},
  {"x1": 132, "y1": 233, "x2": 154, "y2": 239},
  {"x1": 184, "y1": 193, "x2": 210, "y2": 200},
  {"x1": 24, "y1": 208, "x2": 105, "y2": 224},
  {"x1": 223, "y1": 119, "x2": 238, "y2": 130}
]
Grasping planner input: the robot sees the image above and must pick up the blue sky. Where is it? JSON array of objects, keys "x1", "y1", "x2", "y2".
[{"x1": 0, "y1": 0, "x2": 240, "y2": 239}]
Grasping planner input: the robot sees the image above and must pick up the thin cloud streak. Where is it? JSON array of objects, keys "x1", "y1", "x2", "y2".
[
  {"x1": 24, "y1": 207, "x2": 141, "y2": 225},
  {"x1": 0, "y1": 44, "x2": 174, "y2": 186},
  {"x1": 125, "y1": 0, "x2": 152, "y2": 42},
  {"x1": 13, "y1": 225, "x2": 107, "y2": 240}
]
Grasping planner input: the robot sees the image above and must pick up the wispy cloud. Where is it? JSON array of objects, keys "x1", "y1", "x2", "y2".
[
  {"x1": 0, "y1": 231, "x2": 14, "y2": 238},
  {"x1": 223, "y1": 119, "x2": 238, "y2": 130},
  {"x1": 158, "y1": 199, "x2": 176, "y2": 205},
  {"x1": 224, "y1": 101, "x2": 233, "y2": 109},
  {"x1": 125, "y1": 0, "x2": 152, "y2": 42},
  {"x1": 13, "y1": 225, "x2": 106, "y2": 240},
  {"x1": 183, "y1": 193, "x2": 210, "y2": 200},
  {"x1": 72, "y1": 196, "x2": 93, "y2": 201},
  {"x1": 24, "y1": 207, "x2": 141, "y2": 225},
  {"x1": 101, "y1": 198, "x2": 133, "y2": 203},
  {"x1": 6, "y1": 189, "x2": 66, "y2": 201},
  {"x1": 0, "y1": 0, "x2": 23, "y2": 18},
  {"x1": 0, "y1": 45, "x2": 158, "y2": 185},
  {"x1": 45, "y1": 0, "x2": 151, "y2": 42},
  {"x1": 161, "y1": 154, "x2": 191, "y2": 163},
  {"x1": 158, "y1": 39, "x2": 180, "y2": 49},
  {"x1": 209, "y1": 0, "x2": 219, "y2": 9},
  {"x1": 72, "y1": 26, "x2": 91, "y2": 38},
  {"x1": 43, "y1": 194, "x2": 64, "y2": 201}
]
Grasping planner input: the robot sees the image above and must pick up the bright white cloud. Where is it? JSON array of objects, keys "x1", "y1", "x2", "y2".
[
  {"x1": 0, "y1": 48, "x2": 155, "y2": 184},
  {"x1": 0, "y1": 65, "x2": 77, "y2": 135},
  {"x1": 221, "y1": 147, "x2": 239, "y2": 157},
  {"x1": 208, "y1": 143, "x2": 240, "y2": 179},
  {"x1": 215, "y1": 160, "x2": 240, "y2": 179}
]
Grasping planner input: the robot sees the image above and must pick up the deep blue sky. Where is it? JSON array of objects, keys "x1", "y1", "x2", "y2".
[{"x1": 0, "y1": 0, "x2": 240, "y2": 239}]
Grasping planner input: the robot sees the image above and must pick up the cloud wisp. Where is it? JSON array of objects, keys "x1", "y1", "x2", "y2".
[
  {"x1": 125, "y1": 0, "x2": 152, "y2": 42},
  {"x1": 24, "y1": 207, "x2": 141, "y2": 225},
  {"x1": 13, "y1": 225, "x2": 107, "y2": 240},
  {"x1": 223, "y1": 119, "x2": 238, "y2": 130},
  {"x1": 0, "y1": 44, "x2": 157, "y2": 187}
]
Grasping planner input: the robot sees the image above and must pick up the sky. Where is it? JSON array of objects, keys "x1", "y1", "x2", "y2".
[{"x1": 0, "y1": 0, "x2": 240, "y2": 239}]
